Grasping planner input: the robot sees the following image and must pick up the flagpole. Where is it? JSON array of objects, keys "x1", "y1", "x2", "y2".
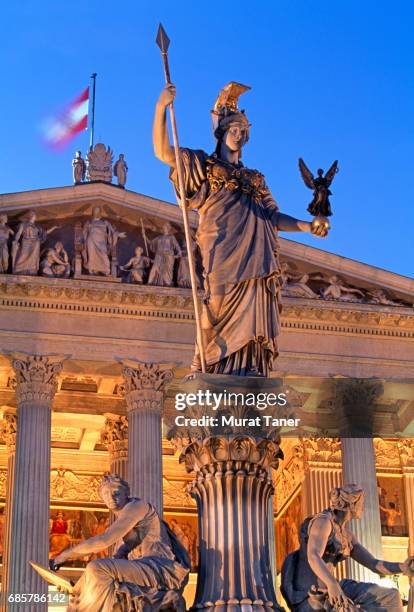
[{"x1": 89, "y1": 73, "x2": 97, "y2": 149}]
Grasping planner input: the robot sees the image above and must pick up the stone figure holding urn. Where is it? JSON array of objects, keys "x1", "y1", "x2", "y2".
[
  {"x1": 12, "y1": 210, "x2": 59, "y2": 275},
  {"x1": 153, "y1": 81, "x2": 330, "y2": 377}
]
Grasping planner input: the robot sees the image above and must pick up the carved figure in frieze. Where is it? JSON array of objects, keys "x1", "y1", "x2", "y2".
[
  {"x1": 49, "y1": 510, "x2": 71, "y2": 558},
  {"x1": 86, "y1": 143, "x2": 113, "y2": 182},
  {"x1": 367, "y1": 289, "x2": 399, "y2": 306},
  {"x1": 44, "y1": 474, "x2": 190, "y2": 611},
  {"x1": 298, "y1": 158, "x2": 338, "y2": 217},
  {"x1": 40, "y1": 241, "x2": 71, "y2": 277},
  {"x1": 280, "y1": 262, "x2": 319, "y2": 299},
  {"x1": 120, "y1": 246, "x2": 152, "y2": 284},
  {"x1": 321, "y1": 275, "x2": 365, "y2": 302},
  {"x1": 12, "y1": 211, "x2": 59, "y2": 275},
  {"x1": 72, "y1": 151, "x2": 86, "y2": 184},
  {"x1": 281, "y1": 485, "x2": 414, "y2": 612},
  {"x1": 147, "y1": 222, "x2": 182, "y2": 287},
  {"x1": 82, "y1": 206, "x2": 126, "y2": 276},
  {"x1": 177, "y1": 236, "x2": 200, "y2": 289},
  {"x1": 113, "y1": 153, "x2": 128, "y2": 187},
  {"x1": 0, "y1": 214, "x2": 14, "y2": 273}
]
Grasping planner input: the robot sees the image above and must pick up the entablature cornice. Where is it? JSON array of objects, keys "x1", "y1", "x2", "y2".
[{"x1": 1, "y1": 274, "x2": 413, "y2": 337}]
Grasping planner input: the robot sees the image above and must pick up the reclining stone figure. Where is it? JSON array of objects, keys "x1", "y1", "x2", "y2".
[
  {"x1": 48, "y1": 474, "x2": 190, "y2": 611},
  {"x1": 281, "y1": 484, "x2": 414, "y2": 611}
]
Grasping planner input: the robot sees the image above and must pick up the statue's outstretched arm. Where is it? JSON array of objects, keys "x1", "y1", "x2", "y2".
[
  {"x1": 153, "y1": 85, "x2": 176, "y2": 167},
  {"x1": 274, "y1": 212, "x2": 328, "y2": 238},
  {"x1": 52, "y1": 500, "x2": 147, "y2": 565},
  {"x1": 351, "y1": 540, "x2": 413, "y2": 576}
]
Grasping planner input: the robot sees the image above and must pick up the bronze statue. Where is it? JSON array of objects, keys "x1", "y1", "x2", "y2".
[
  {"x1": 41, "y1": 474, "x2": 190, "y2": 611},
  {"x1": 299, "y1": 158, "x2": 338, "y2": 217},
  {"x1": 153, "y1": 81, "x2": 329, "y2": 376},
  {"x1": 281, "y1": 485, "x2": 414, "y2": 611}
]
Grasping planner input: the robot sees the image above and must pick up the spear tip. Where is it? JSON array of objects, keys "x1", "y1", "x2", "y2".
[{"x1": 156, "y1": 23, "x2": 170, "y2": 52}]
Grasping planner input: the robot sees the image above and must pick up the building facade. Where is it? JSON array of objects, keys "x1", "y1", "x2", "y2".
[{"x1": 0, "y1": 177, "x2": 413, "y2": 608}]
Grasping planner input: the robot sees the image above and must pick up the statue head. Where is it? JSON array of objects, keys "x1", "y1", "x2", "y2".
[
  {"x1": 212, "y1": 82, "x2": 251, "y2": 157},
  {"x1": 135, "y1": 246, "x2": 143, "y2": 256},
  {"x1": 162, "y1": 222, "x2": 172, "y2": 235},
  {"x1": 329, "y1": 484, "x2": 364, "y2": 519},
  {"x1": 27, "y1": 210, "x2": 37, "y2": 223},
  {"x1": 75, "y1": 150, "x2": 82, "y2": 159},
  {"x1": 317, "y1": 168, "x2": 324, "y2": 177},
  {"x1": 0, "y1": 214, "x2": 7, "y2": 224},
  {"x1": 54, "y1": 241, "x2": 64, "y2": 252},
  {"x1": 92, "y1": 206, "x2": 102, "y2": 220},
  {"x1": 99, "y1": 474, "x2": 130, "y2": 511}
]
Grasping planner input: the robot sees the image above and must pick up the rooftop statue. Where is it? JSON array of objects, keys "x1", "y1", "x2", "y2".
[
  {"x1": 153, "y1": 81, "x2": 329, "y2": 377},
  {"x1": 299, "y1": 158, "x2": 338, "y2": 218},
  {"x1": 33, "y1": 474, "x2": 190, "y2": 611},
  {"x1": 72, "y1": 151, "x2": 86, "y2": 184},
  {"x1": 281, "y1": 485, "x2": 414, "y2": 611},
  {"x1": 120, "y1": 246, "x2": 152, "y2": 284},
  {"x1": 114, "y1": 153, "x2": 128, "y2": 188}
]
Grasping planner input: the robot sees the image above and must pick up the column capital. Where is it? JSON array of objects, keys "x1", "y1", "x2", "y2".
[
  {"x1": 1, "y1": 411, "x2": 17, "y2": 454},
  {"x1": 101, "y1": 415, "x2": 128, "y2": 462},
  {"x1": 121, "y1": 360, "x2": 174, "y2": 414},
  {"x1": 11, "y1": 352, "x2": 69, "y2": 405}
]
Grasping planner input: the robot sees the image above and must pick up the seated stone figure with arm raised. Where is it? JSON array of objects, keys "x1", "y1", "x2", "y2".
[
  {"x1": 281, "y1": 485, "x2": 414, "y2": 611},
  {"x1": 50, "y1": 474, "x2": 190, "y2": 612}
]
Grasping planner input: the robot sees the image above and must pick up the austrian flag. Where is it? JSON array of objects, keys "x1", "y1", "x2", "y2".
[{"x1": 43, "y1": 87, "x2": 89, "y2": 149}]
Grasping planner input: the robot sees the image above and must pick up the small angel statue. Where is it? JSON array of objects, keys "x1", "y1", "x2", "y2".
[{"x1": 298, "y1": 158, "x2": 338, "y2": 217}]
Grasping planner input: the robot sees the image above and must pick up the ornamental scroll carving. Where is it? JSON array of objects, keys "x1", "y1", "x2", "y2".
[{"x1": 11, "y1": 353, "x2": 68, "y2": 404}]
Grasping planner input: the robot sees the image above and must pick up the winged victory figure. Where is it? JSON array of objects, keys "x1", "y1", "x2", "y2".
[{"x1": 298, "y1": 158, "x2": 338, "y2": 217}]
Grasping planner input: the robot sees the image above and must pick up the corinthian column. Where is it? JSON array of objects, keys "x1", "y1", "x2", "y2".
[
  {"x1": 100, "y1": 415, "x2": 129, "y2": 481},
  {"x1": 179, "y1": 435, "x2": 284, "y2": 611},
  {"x1": 0, "y1": 411, "x2": 17, "y2": 612},
  {"x1": 5, "y1": 353, "x2": 67, "y2": 612},
  {"x1": 336, "y1": 379, "x2": 383, "y2": 583},
  {"x1": 121, "y1": 360, "x2": 173, "y2": 514},
  {"x1": 399, "y1": 440, "x2": 414, "y2": 556}
]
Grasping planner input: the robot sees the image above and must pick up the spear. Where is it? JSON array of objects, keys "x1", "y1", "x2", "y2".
[{"x1": 156, "y1": 23, "x2": 206, "y2": 373}]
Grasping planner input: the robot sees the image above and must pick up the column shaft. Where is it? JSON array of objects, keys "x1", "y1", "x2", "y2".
[{"x1": 341, "y1": 437, "x2": 382, "y2": 582}]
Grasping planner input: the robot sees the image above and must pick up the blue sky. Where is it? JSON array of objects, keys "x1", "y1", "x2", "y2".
[{"x1": 1, "y1": 1, "x2": 413, "y2": 277}]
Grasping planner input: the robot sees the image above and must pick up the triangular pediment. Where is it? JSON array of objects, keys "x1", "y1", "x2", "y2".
[{"x1": 0, "y1": 182, "x2": 413, "y2": 307}]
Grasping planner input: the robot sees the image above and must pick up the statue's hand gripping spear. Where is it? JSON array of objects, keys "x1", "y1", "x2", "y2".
[{"x1": 156, "y1": 24, "x2": 206, "y2": 373}]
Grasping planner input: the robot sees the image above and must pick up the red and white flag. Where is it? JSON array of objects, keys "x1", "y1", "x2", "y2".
[{"x1": 43, "y1": 86, "x2": 89, "y2": 149}]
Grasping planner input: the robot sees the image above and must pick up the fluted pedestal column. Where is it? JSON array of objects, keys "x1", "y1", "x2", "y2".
[
  {"x1": 5, "y1": 354, "x2": 66, "y2": 612},
  {"x1": 180, "y1": 435, "x2": 284, "y2": 611},
  {"x1": 0, "y1": 412, "x2": 17, "y2": 612},
  {"x1": 341, "y1": 437, "x2": 382, "y2": 582},
  {"x1": 122, "y1": 361, "x2": 173, "y2": 514},
  {"x1": 101, "y1": 415, "x2": 129, "y2": 480}
]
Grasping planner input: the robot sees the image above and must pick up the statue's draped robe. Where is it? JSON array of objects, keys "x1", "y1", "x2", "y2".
[
  {"x1": 13, "y1": 222, "x2": 47, "y2": 275},
  {"x1": 83, "y1": 219, "x2": 114, "y2": 275},
  {"x1": 171, "y1": 148, "x2": 282, "y2": 376},
  {"x1": 68, "y1": 502, "x2": 189, "y2": 612},
  {"x1": 148, "y1": 234, "x2": 181, "y2": 287}
]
